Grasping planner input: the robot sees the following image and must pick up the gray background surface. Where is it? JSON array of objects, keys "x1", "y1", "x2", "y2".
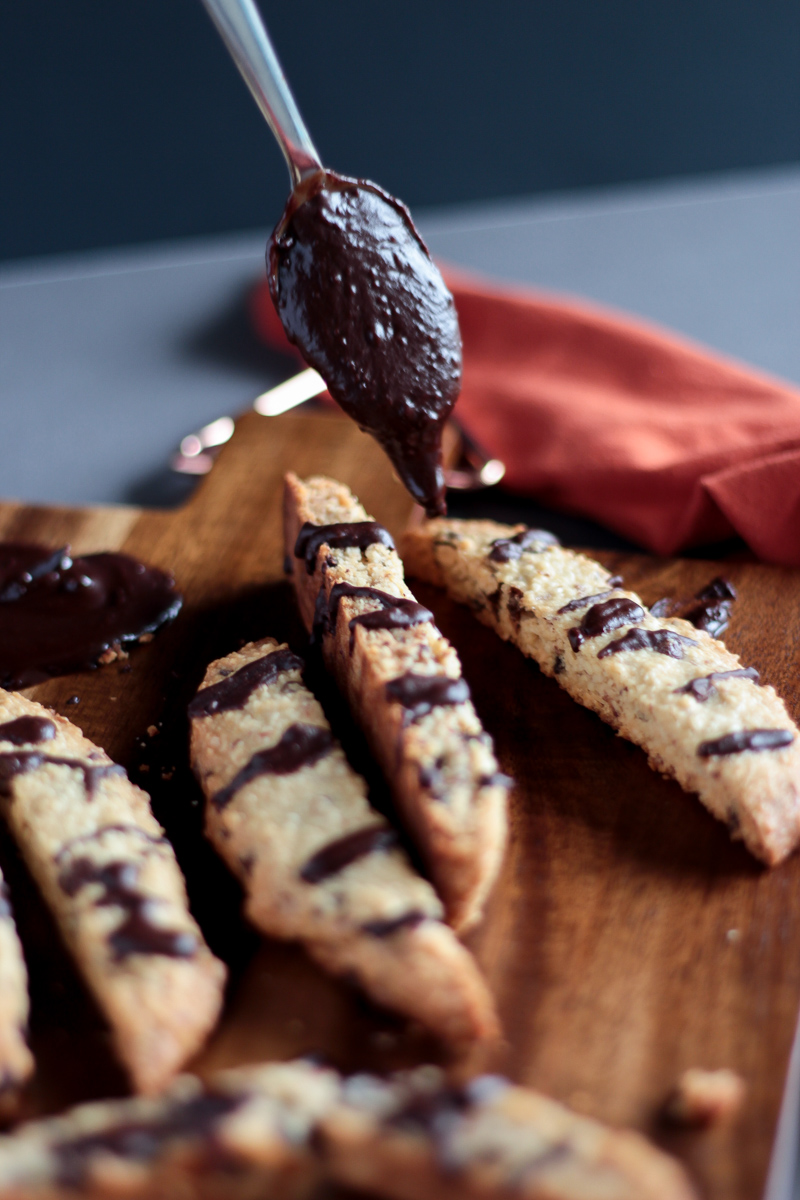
[{"x1": 1, "y1": 164, "x2": 798, "y2": 511}]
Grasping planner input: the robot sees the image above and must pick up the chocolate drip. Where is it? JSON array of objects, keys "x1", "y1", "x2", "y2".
[
  {"x1": 488, "y1": 528, "x2": 559, "y2": 564},
  {"x1": 300, "y1": 826, "x2": 397, "y2": 884},
  {"x1": 317, "y1": 582, "x2": 432, "y2": 651},
  {"x1": 676, "y1": 667, "x2": 760, "y2": 702},
  {"x1": 269, "y1": 171, "x2": 462, "y2": 517},
  {"x1": 698, "y1": 729, "x2": 794, "y2": 757},
  {"x1": 58, "y1": 859, "x2": 197, "y2": 960},
  {"x1": 0, "y1": 751, "x2": 125, "y2": 799},
  {"x1": 362, "y1": 910, "x2": 426, "y2": 938},
  {"x1": 683, "y1": 577, "x2": 737, "y2": 638},
  {"x1": 0, "y1": 716, "x2": 56, "y2": 745},
  {"x1": 568, "y1": 598, "x2": 644, "y2": 652},
  {"x1": 348, "y1": 598, "x2": 432, "y2": 652},
  {"x1": 294, "y1": 521, "x2": 395, "y2": 574},
  {"x1": 385, "y1": 673, "x2": 470, "y2": 723},
  {"x1": 189, "y1": 649, "x2": 303, "y2": 719},
  {"x1": 558, "y1": 588, "x2": 619, "y2": 615},
  {"x1": 0, "y1": 542, "x2": 182, "y2": 688},
  {"x1": 212, "y1": 724, "x2": 333, "y2": 810},
  {"x1": 651, "y1": 576, "x2": 737, "y2": 639},
  {"x1": 0, "y1": 881, "x2": 11, "y2": 920},
  {"x1": 54, "y1": 1092, "x2": 242, "y2": 1187},
  {"x1": 597, "y1": 627, "x2": 697, "y2": 659}
]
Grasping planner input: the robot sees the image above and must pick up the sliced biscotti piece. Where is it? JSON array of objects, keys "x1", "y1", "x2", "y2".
[
  {"x1": 0, "y1": 1060, "x2": 695, "y2": 1200},
  {"x1": 403, "y1": 518, "x2": 800, "y2": 865},
  {"x1": 189, "y1": 638, "x2": 497, "y2": 1043},
  {"x1": 320, "y1": 1066, "x2": 697, "y2": 1200},
  {"x1": 283, "y1": 473, "x2": 509, "y2": 932},
  {"x1": 0, "y1": 690, "x2": 226, "y2": 1095},
  {"x1": 0, "y1": 862, "x2": 33, "y2": 1111},
  {"x1": 0, "y1": 1058, "x2": 339, "y2": 1200}
]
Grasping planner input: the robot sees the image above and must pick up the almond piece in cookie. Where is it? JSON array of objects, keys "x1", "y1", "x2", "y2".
[
  {"x1": 0, "y1": 690, "x2": 226, "y2": 1095},
  {"x1": 189, "y1": 638, "x2": 498, "y2": 1043},
  {"x1": 402, "y1": 518, "x2": 800, "y2": 866},
  {"x1": 283, "y1": 473, "x2": 510, "y2": 932}
]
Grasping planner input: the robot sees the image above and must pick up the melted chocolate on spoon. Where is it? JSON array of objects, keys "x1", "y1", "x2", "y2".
[
  {"x1": 269, "y1": 171, "x2": 462, "y2": 516},
  {"x1": 0, "y1": 543, "x2": 182, "y2": 688}
]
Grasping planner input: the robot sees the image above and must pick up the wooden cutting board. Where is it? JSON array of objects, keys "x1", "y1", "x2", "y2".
[{"x1": 2, "y1": 408, "x2": 800, "y2": 1199}]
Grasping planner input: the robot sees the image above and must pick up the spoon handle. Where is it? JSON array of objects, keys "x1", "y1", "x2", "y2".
[{"x1": 200, "y1": 0, "x2": 322, "y2": 186}]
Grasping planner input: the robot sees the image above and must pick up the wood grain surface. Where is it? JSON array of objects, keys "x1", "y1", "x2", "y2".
[{"x1": 2, "y1": 408, "x2": 799, "y2": 1199}]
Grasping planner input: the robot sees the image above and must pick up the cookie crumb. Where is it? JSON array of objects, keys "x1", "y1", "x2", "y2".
[
  {"x1": 138, "y1": 632, "x2": 154, "y2": 645},
  {"x1": 146, "y1": 725, "x2": 158, "y2": 738},
  {"x1": 665, "y1": 1068, "x2": 745, "y2": 1127},
  {"x1": 138, "y1": 764, "x2": 150, "y2": 773},
  {"x1": 726, "y1": 928, "x2": 741, "y2": 944}
]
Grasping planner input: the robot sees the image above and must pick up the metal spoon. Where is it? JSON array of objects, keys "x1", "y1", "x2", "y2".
[
  {"x1": 199, "y1": 0, "x2": 320, "y2": 187},
  {"x1": 195, "y1": 0, "x2": 505, "y2": 492}
]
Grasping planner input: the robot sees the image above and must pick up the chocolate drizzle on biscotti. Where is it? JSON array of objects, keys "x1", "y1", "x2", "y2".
[
  {"x1": 58, "y1": 858, "x2": 197, "y2": 961},
  {"x1": 567, "y1": 598, "x2": 645, "y2": 652},
  {"x1": 651, "y1": 576, "x2": 737, "y2": 639},
  {"x1": 698, "y1": 729, "x2": 794, "y2": 757},
  {"x1": 294, "y1": 521, "x2": 395, "y2": 574},
  {"x1": 300, "y1": 826, "x2": 397, "y2": 884},
  {"x1": 212, "y1": 724, "x2": 334, "y2": 810},
  {"x1": 385, "y1": 673, "x2": 470, "y2": 723},
  {"x1": 558, "y1": 589, "x2": 619, "y2": 615},
  {"x1": 188, "y1": 649, "x2": 303, "y2": 718},
  {"x1": 597, "y1": 628, "x2": 697, "y2": 659},
  {"x1": 488, "y1": 528, "x2": 559, "y2": 563},
  {"x1": 53, "y1": 1091, "x2": 243, "y2": 1187},
  {"x1": 0, "y1": 716, "x2": 56, "y2": 745},
  {"x1": 316, "y1": 582, "x2": 432, "y2": 651},
  {"x1": 0, "y1": 752, "x2": 125, "y2": 799},
  {"x1": 676, "y1": 667, "x2": 760, "y2": 702},
  {"x1": 362, "y1": 910, "x2": 426, "y2": 938}
]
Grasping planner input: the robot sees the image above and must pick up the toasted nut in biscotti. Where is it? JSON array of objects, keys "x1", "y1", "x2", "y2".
[
  {"x1": 283, "y1": 473, "x2": 510, "y2": 932},
  {"x1": 402, "y1": 518, "x2": 800, "y2": 866},
  {"x1": 189, "y1": 638, "x2": 498, "y2": 1043},
  {"x1": 0, "y1": 689, "x2": 226, "y2": 1095}
]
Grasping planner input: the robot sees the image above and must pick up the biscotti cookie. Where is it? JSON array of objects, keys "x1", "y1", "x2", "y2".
[
  {"x1": 0, "y1": 862, "x2": 33, "y2": 1111},
  {"x1": 402, "y1": 519, "x2": 800, "y2": 865},
  {"x1": 320, "y1": 1065, "x2": 697, "y2": 1200},
  {"x1": 283, "y1": 474, "x2": 510, "y2": 932},
  {"x1": 189, "y1": 638, "x2": 497, "y2": 1043},
  {"x1": 0, "y1": 1059, "x2": 695, "y2": 1200},
  {"x1": 0, "y1": 1058, "x2": 338, "y2": 1199},
  {"x1": 0, "y1": 691, "x2": 226, "y2": 1094}
]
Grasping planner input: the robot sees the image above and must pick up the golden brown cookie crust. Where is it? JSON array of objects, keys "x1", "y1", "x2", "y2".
[
  {"x1": 189, "y1": 638, "x2": 498, "y2": 1043},
  {"x1": 402, "y1": 517, "x2": 800, "y2": 865},
  {"x1": 0, "y1": 689, "x2": 226, "y2": 1095},
  {"x1": 283, "y1": 474, "x2": 509, "y2": 932}
]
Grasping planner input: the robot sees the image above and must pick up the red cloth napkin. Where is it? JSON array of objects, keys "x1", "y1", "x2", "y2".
[{"x1": 250, "y1": 270, "x2": 800, "y2": 566}]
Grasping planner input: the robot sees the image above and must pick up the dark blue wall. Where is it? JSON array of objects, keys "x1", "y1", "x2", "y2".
[{"x1": 1, "y1": 0, "x2": 798, "y2": 260}]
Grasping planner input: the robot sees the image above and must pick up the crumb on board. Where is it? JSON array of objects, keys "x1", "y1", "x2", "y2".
[
  {"x1": 146, "y1": 725, "x2": 159, "y2": 737},
  {"x1": 665, "y1": 1068, "x2": 746, "y2": 1127}
]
